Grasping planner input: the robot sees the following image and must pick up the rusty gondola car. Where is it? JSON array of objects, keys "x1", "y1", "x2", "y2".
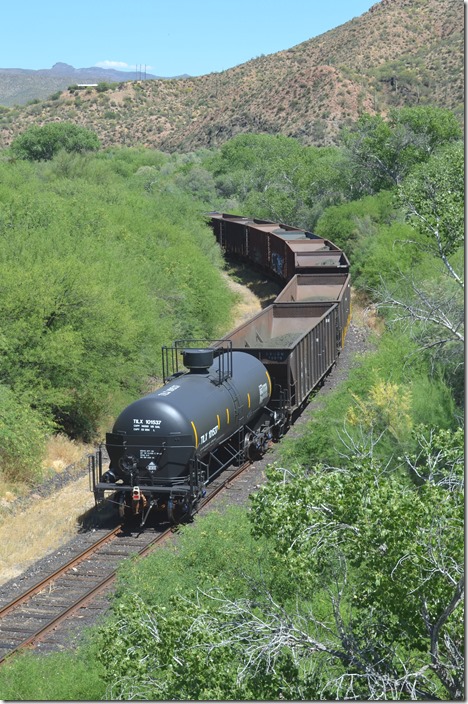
[
  {"x1": 275, "y1": 273, "x2": 351, "y2": 348},
  {"x1": 209, "y1": 212, "x2": 349, "y2": 281},
  {"x1": 213, "y1": 301, "x2": 340, "y2": 429}
]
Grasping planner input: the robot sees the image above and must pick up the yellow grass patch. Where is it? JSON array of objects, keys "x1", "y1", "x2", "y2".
[
  {"x1": 42, "y1": 434, "x2": 91, "y2": 474},
  {"x1": 0, "y1": 475, "x2": 94, "y2": 586},
  {"x1": 223, "y1": 273, "x2": 262, "y2": 327}
]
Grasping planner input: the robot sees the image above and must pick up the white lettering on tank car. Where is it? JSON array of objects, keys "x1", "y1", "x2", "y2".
[
  {"x1": 140, "y1": 449, "x2": 157, "y2": 459},
  {"x1": 200, "y1": 424, "x2": 219, "y2": 445},
  {"x1": 259, "y1": 382, "x2": 268, "y2": 403},
  {"x1": 157, "y1": 384, "x2": 180, "y2": 397},
  {"x1": 133, "y1": 419, "x2": 162, "y2": 432}
]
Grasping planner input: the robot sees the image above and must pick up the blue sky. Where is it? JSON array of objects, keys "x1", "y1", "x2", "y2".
[{"x1": 5, "y1": 0, "x2": 378, "y2": 77}]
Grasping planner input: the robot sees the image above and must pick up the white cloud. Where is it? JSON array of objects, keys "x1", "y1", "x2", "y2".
[{"x1": 95, "y1": 60, "x2": 130, "y2": 70}]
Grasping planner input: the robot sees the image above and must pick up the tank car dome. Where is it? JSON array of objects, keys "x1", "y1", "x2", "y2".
[
  {"x1": 182, "y1": 348, "x2": 214, "y2": 371},
  {"x1": 112, "y1": 393, "x2": 190, "y2": 438}
]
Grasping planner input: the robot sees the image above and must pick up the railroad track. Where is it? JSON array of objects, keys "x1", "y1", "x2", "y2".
[{"x1": 0, "y1": 459, "x2": 252, "y2": 664}]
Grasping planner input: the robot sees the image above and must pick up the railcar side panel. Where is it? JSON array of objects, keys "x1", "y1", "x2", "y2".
[
  {"x1": 269, "y1": 230, "x2": 309, "y2": 280},
  {"x1": 276, "y1": 273, "x2": 351, "y2": 347},
  {"x1": 215, "y1": 302, "x2": 339, "y2": 411},
  {"x1": 223, "y1": 218, "x2": 250, "y2": 257}
]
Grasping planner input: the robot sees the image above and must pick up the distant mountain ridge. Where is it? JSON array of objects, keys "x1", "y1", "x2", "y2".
[
  {"x1": 0, "y1": 0, "x2": 462, "y2": 152},
  {"x1": 0, "y1": 62, "x2": 189, "y2": 106},
  {"x1": 0, "y1": 61, "x2": 181, "y2": 79}
]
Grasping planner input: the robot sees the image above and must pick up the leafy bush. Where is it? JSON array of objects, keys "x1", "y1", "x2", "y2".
[
  {"x1": 350, "y1": 219, "x2": 421, "y2": 291},
  {"x1": 277, "y1": 328, "x2": 457, "y2": 469},
  {"x1": 315, "y1": 190, "x2": 396, "y2": 254},
  {"x1": 10, "y1": 123, "x2": 100, "y2": 161},
  {"x1": 96, "y1": 81, "x2": 117, "y2": 92},
  {"x1": 0, "y1": 151, "x2": 234, "y2": 448},
  {"x1": 0, "y1": 385, "x2": 52, "y2": 484}
]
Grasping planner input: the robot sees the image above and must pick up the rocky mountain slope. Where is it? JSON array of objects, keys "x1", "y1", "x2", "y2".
[{"x1": 0, "y1": 0, "x2": 462, "y2": 153}]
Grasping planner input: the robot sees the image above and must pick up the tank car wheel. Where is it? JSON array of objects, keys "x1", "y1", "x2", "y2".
[
  {"x1": 248, "y1": 432, "x2": 266, "y2": 461},
  {"x1": 242, "y1": 432, "x2": 259, "y2": 461},
  {"x1": 242, "y1": 432, "x2": 253, "y2": 460},
  {"x1": 169, "y1": 498, "x2": 196, "y2": 525}
]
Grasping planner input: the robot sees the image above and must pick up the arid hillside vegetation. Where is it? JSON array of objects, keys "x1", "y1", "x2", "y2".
[{"x1": 0, "y1": 0, "x2": 462, "y2": 153}]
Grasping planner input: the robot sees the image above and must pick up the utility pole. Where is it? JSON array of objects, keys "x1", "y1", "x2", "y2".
[{"x1": 134, "y1": 64, "x2": 147, "y2": 81}]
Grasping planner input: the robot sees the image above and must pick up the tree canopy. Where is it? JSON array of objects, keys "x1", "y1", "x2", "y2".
[
  {"x1": 342, "y1": 106, "x2": 462, "y2": 194},
  {"x1": 10, "y1": 123, "x2": 101, "y2": 161}
]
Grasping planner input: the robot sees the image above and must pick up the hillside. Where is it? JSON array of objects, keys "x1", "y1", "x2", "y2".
[
  {"x1": 0, "y1": 0, "x2": 462, "y2": 153},
  {"x1": 0, "y1": 63, "x2": 188, "y2": 107}
]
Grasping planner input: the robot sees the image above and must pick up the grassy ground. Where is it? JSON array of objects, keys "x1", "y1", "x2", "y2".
[{"x1": 0, "y1": 473, "x2": 92, "y2": 585}]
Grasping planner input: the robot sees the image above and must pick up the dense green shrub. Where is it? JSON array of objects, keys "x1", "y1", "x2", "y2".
[
  {"x1": 0, "y1": 385, "x2": 52, "y2": 483},
  {"x1": 277, "y1": 328, "x2": 457, "y2": 469},
  {"x1": 315, "y1": 190, "x2": 396, "y2": 254},
  {"x1": 10, "y1": 123, "x2": 100, "y2": 161},
  {"x1": 350, "y1": 219, "x2": 422, "y2": 290},
  {"x1": 96, "y1": 81, "x2": 118, "y2": 92},
  {"x1": 0, "y1": 151, "x2": 234, "y2": 451}
]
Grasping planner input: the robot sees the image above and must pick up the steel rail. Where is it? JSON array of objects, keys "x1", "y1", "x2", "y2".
[
  {"x1": 0, "y1": 459, "x2": 252, "y2": 664},
  {"x1": 0, "y1": 525, "x2": 123, "y2": 620},
  {"x1": 0, "y1": 526, "x2": 175, "y2": 664}
]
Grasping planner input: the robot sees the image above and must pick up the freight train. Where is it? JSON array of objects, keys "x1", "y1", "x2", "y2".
[{"x1": 89, "y1": 213, "x2": 351, "y2": 525}]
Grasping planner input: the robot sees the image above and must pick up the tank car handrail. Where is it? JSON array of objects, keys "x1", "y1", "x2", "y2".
[{"x1": 162, "y1": 339, "x2": 233, "y2": 384}]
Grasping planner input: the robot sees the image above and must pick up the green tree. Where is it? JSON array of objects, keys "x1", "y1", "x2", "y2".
[
  {"x1": 377, "y1": 142, "x2": 464, "y2": 401},
  {"x1": 342, "y1": 107, "x2": 461, "y2": 194},
  {"x1": 208, "y1": 133, "x2": 346, "y2": 229},
  {"x1": 10, "y1": 123, "x2": 100, "y2": 161},
  {"x1": 244, "y1": 426, "x2": 464, "y2": 699},
  {"x1": 397, "y1": 141, "x2": 464, "y2": 283}
]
